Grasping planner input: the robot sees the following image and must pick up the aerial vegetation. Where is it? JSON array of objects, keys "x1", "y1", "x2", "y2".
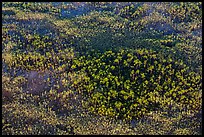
[
  {"x1": 2, "y1": 2, "x2": 202, "y2": 135},
  {"x1": 71, "y1": 49, "x2": 201, "y2": 121}
]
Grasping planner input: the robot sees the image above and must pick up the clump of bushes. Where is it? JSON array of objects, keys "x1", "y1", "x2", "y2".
[{"x1": 70, "y1": 48, "x2": 201, "y2": 121}]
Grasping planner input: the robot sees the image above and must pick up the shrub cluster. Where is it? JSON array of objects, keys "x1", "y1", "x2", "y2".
[{"x1": 70, "y1": 48, "x2": 201, "y2": 120}]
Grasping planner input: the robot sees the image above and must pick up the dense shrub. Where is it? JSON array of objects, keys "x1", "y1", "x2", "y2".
[{"x1": 70, "y1": 48, "x2": 201, "y2": 121}]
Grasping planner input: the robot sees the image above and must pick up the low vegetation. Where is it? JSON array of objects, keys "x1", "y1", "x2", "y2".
[{"x1": 2, "y1": 2, "x2": 202, "y2": 135}]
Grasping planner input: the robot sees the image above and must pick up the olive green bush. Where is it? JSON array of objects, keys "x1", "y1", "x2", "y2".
[{"x1": 70, "y1": 48, "x2": 201, "y2": 121}]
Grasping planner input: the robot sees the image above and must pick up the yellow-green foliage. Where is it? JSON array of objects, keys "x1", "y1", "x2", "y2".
[
  {"x1": 2, "y1": 2, "x2": 202, "y2": 135},
  {"x1": 70, "y1": 48, "x2": 201, "y2": 121}
]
